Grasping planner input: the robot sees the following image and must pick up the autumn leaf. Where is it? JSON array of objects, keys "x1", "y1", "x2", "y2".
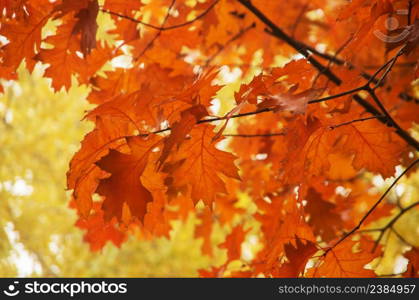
[
  {"x1": 309, "y1": 238, "x2": 381, "y2": 277},
  {"x1": 36, "y1": 18, "x2": 85, "y2": 91},
  {"x1": 157, "y1": 104, "x2": 208, "y2": 169},
  {"x1": 276, "y1": 237, "x2": 318, "y2": 277},
  {"x1": 0, "y1": 3, "x2": 51, "y2": 71},
  {"x1": 403, "y1": 248, "x2": 419, "y2": 278},
  {"x1": 73, "y1": 0, "x2": 99, "y2": 55},
  {"x1": 3, "y1": 0, "x2": 419, "y2": 278},
  {"x1": 305, "y1": 188, "x2": 344, "y2": 242},
  {"x1": 76, "y1": 203, "x2": 125, "y2": 251},
  {"x1": 163, "y1": 124, "x2": 240, "y2": 206},
  {"x1": 195, "y1": 207, "x2": 213, "y2": 256},
  {"x1": 258, "y1": 86, "x2": 323, "y2": 114},
  {"x1": 219, "y1": 224, "x2": 249, "y2": 262},
  {"x1": 95, "y1": 135, "x2": 160, "y2": 222},
  {"x1": 337, "y1": 121, "x2": 405, "y2": 177},
  {"x1": 67, "y1": 116, "x2": 130, "y2": 217}
]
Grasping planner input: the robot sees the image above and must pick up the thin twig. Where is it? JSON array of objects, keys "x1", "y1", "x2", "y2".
[
  {"x1": 237, "y1": 0, "x2": 419, "y2": 151},
  {"x1": 373, "y1": 201, "x2": 419, "y2": 251},
  {"x1": 134, "y1": 0, "x2": 177, "y2": 61},
  {"x1": 329, "y1": 115, "x2": 386, "y2": 130},
  {"x1": 323, "y1": 159, "x2": 419, "y2": 255},
  {"x1": 205, "y1": 22, "x2": 256, "y2": 67},
  {"x1": 100, "y1": 0, "x2": 219, "y2": 31},
  {"x1": 223, "y1": 132, "x2": 286, "y2": 138}
]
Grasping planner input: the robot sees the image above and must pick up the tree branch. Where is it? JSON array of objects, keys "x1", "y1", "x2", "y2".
[
  {"x1": 223, "y1": 132, "x2": 286, "y2": 138},
  {"x1": 101, "y1": 0, "x2": 219, "y2": 31},
  {"x1": 323, "y1": 158, "x2": 419, "y2": 255},
  {"x1": 134, "y1": 0, "x2": 176, "y2": 61},
  {"x1": 372, "y1": 201, "x2": 419, "y2": 251},
  {"x1": 329, "y1": 115, "x2": 386, "y2": 130},
  {"x1": 237, "y1": 0, "x2": 419, "y2": 151}
]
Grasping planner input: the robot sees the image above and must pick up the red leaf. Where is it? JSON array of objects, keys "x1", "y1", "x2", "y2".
[
  {"x1": 96, "y1": 135, "x2": 160, "y2": 222},
  {"x1": 219, "y1": 225, "x2": 249, "y2": 262}
]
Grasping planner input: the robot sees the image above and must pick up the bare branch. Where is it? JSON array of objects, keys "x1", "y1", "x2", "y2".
[
  {"x1": 237, "y1": 0, "x2": 419, "y2": 151},
  {"x1": 134, "y1": 0, "x2": 176, "y2": 61},
  {"x1": 323, "y1": 158, "x2": 419, "y2": 255},
  {"x1": 224, "y1": 132, "x2": 286, "y2": 138},
  {"x1": 329, "y1": 115, "x2": 386, "y2": 130},
  {"x1": 101, "y1": 0, "x2": 219, "y2": 31}
]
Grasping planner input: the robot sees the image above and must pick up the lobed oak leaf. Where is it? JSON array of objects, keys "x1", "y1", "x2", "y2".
[
  {"x1": 234, "y1": 73, "x2": 271, "y2": 105},
  {"x1": 67, "y1": 116, "x2": 131, "y2": 217},
  {"x1": 157, "y1": 104, "x2": 208, "y2": 169},
  {"x1": 305, "y1": 188, "x2": 344, "y2": 242},
  {"x1": 72, "y1": 0, "x2": 99, "y2": 55},
  {"x1": 253, "y1": 195, "x2": 316, "y2": 276},
  {"x1": 163, "y1": 124, "x2": 240, "y2": 206},
  {"x1": 219, "y1": 225, "x2": 249, "y2": 262},
  {"x1": 36, "y1": 18, "x2": 86, "y2": 91},
  {"x1": 340, "y1": 179, "x2": 395, "y2": 228},
  {"x1": 258, "y1": 87, "x2": 323, "y2": 115},
  {"x1": 341, "y1": 0, "x2": 393, "y2": 52},
  {"x1": 337, "y1": 121, "x2": 405, "y2": 178},
  {"x1": 175, "y1": 67, "x2": 222, "y2": 106},
  {"x1": 275, "y1": 237, "x2": 318, "y2": 277},
  {"x1": 95, "y1": 135, "x2": 161, "y2": 222},
  {"x1": 309, "y1": 237, "x2": 381, "y2": 278},
  {"x1": 195, "y1": 207, "x2": 213, "y2": 256},
  {"x1": 0, "y1": 3, "x2": 51, "y2": 72},
  {"x1": 213, "y1": 179, "x2": 245, "y2": 225},
  {"x1": 75, "y1": 203, "x2": 125, "y2": 251}
]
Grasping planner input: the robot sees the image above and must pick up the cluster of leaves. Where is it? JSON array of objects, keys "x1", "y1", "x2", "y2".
[
  {"x1": 0, "y1": 66, "x2": 218, "y2": 277},
  {"x1": 1, "y1": 0, "x2": 418, "y2": 277}
]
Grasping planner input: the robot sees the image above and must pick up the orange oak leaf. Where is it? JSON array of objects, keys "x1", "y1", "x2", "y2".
[
  {"x1": 157, "y1": 104, "x2": 208, "y2": 169},
  {"x1": 67, "y1": 116, "x2": 130, "y2": 217},
  {"x1": 163, "y1": 124, "x2": 240, "y2": 206},
  {"x1": 258, "y1": 87, "x2": 323, "y2": 115},
  {"x1": 36, "y1": 18, "x2": 86, "y2": 91},
  {"x1": 75, "y1": 203, "x2": 125, "y2": 251},
  {"x1": 95, "y1": 135, "x2": 161, "y2": 222},
  {"x1": 309, "y1": 238, "x2": 381, "y2": 278},
  {"x1": 219, "y1": 225, "x2": 249, "y2": 262},
  {"x1": 337, "y1": 121, "x2": 405, "y2": 178},
  {"x1": 195, "y1": 207, "x2": 213, "y2": 256},
  {"x1": 0, "y1": 3, "x2": 51, "y2": 72},
  {"x1": 275, "y1": 237, "x2": 318, "y2": 277},
  {"x1": 305, "y1": 188, "x2": 344, "y2": 242},
  {"x1": 73, "y1": 0, "x2": 99, "y2": 55},
  {"x1": 103, "y1": 0, "x2": 143, "y2": 15}
]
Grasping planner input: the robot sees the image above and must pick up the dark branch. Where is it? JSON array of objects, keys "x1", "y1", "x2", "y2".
[
  {"x1": 237, "y1": 0, "x2": 419, "y2": 151},
  {"x1": 101, "y1": 0, "x2": 219, "y2": 31},
  {"x1": 372, "y1": 201, "x2": 419, "y2": 251},
  {"x1": 329, "y1": 115, "x2": 386, "y2": 130},
  {"x1": 323, "y1": 158, "x2": 419, "y2": 255},
  {"x1": 134, "y1": 0, "x2": 176, "y2": 61},
  {"x1": 205, "y1": 22, "x2": 256, "y2": 67},
  {"x1": 224, "y1": 132, "x2": 286, "y2": 138}
]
